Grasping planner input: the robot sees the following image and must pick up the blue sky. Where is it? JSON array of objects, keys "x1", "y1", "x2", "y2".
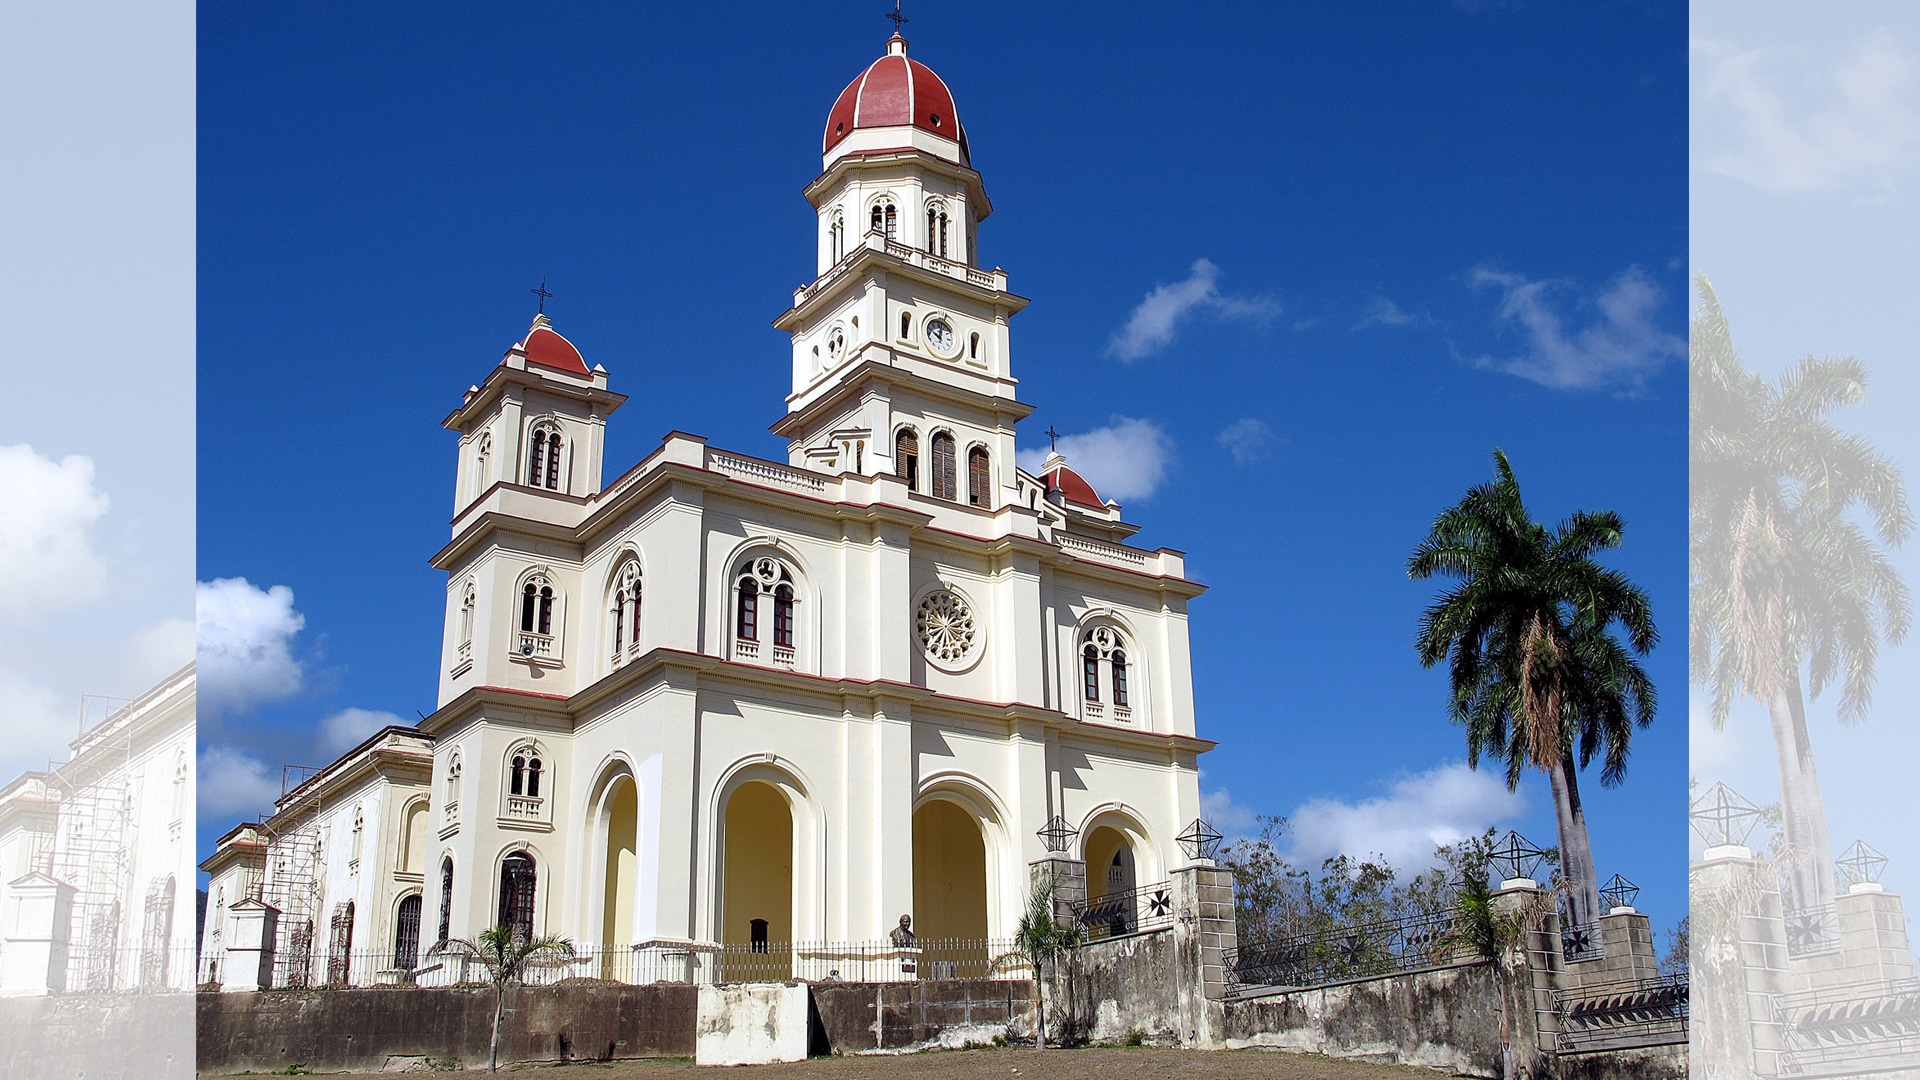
[{"x1": 197, "y1": 2, "x2": 1688, "y2": 928}]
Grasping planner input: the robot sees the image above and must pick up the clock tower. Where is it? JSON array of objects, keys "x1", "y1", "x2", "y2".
[{"x1": 772, "y1": 32, "x2": 1032, "y2": 507}]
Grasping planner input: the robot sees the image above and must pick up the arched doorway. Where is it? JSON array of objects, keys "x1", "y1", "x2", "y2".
[
  {"x1": 1083, "y1": 825, "x2": 1138, "y2": 938},
  {"x1": 722, "y1": 781, "x2": 792, "y2": 978},
  {"x1": 601, "y1": 775, "x2": 639, "y2": 976},
  {"x1": 499, "y1": 852, "x2": 536, "y2": 939},
  {"x1": 912, "y1": 799, "x2": 988, "y2": 977}
]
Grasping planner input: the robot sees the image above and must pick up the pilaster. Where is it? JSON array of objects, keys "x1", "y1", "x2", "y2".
[{"x1": 0, "y1": 872, "x2": 74, "y2": 995}]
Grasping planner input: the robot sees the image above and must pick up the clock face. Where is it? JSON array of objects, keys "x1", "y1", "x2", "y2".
[{"x1": 926, "y1": 318, "x2": 954, "y2": 354}]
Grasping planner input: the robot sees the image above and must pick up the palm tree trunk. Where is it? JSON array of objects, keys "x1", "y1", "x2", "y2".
[
  {"x1": 1494, "y1": 964, "x2": 1514, "y2": 1080},
  {"x1": 1033, "y1": 960, "x2": 1047, "y2": 1050},
  {"x1": 490, "y1": 986, "x2": 504, "y2": 1073},
  {"x1": 1769, "y1": 670, "x2": 1836, "y2": 917},
  {"x1": 1548, "y1": 752, "x2": 1602, "y2": 930}
]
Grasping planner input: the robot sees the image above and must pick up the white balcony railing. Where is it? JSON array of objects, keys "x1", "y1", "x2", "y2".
[
  {"x1": 771, "y1": 645, "x2": 796, "y2": 669},
  {"x1": 793, "y1": 230, "x2": 1009, "y2": 308},
  {"x1": 504, "y1": 795, "x2": 544, "y2": 820},
  {"x1": 736, "y1": 639, "x2": 760, "y2": 660},
  {"x1": 1055, "y1": 531, "x2": 1149, "y2": 569},
  {"x1": 443, "y1": 800, "x2": 459, "y2": 825},
  {"x1": 709, "y1": 451, "x2": 828, "y2": 494},
  {"x1": 516, "y1": 632, "x2": 556, "y2": 661}
]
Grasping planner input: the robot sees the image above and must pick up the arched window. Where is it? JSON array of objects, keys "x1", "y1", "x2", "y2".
[
  {"x1": 528, "y1": 423, "x2": 564, "y2": 491},
  {"x1": 139, "y1": 876, "x2": 176, "y2": 989},
  {"x1": 511, "y1": 754, "x2": 527, "y2": 796},
  {"x1": 327, "y1": 901, "x2": 355, "y2": 986},
  {"x1": 733, "y1": 557, "x2": 798, "y2": 667},
  {"x1": 458, "y1": 582, "x2": 476, "y2": 647},
  {"x1": 393, "y1": 894, "x2": 422, "y2": 970},
  {"x1": 967, "y1": 446, "x2": 990, "y2": 507},
  {"x1": 436, "y1": 857, "x2": 454, "y2": 943},
  {"x1": 925, "y1": 203, "x2": 949, "y2": 256},
  {"x1": 520, "y1": 579, "x2": 554, "y2": 636},
  {"x1": 773, "y1": 584, "x2": 795, "y2": 648},
  {"x1": 736, "y1": 578, "x2": 760, "y2": 641},
  {"x1": 526, "y1": 757, "x2": 543, "y2": 798},
  {"x1": 895, "y1": 429, "x2": 919, "y2": 491},
  {"x1": 870, "y1": 200, "x2": 897, "y2": 241},
  {"x1": 445, "y1": 753, "x2": 462, "y2": 807},
  {"x1": 1079, "y1": 625, "x2": 1137, "y2": 720},
  {"x1": 350, "y1": 806, "x2": 365, "y2": 863},
  {"x1": 829, "y1": 212, "x2": 845, "y2": 262},
  {"x1": 473, "y1": 432, "x2": 492, "y2": 498},
  {"x1": 969, "y1": 332, "x2": 979, "y2": 360},
  {"x1": 929, "y1": 432, "x2": 957, "y2": 500},
  {"x1": 611, "y1": 560, "x2": 642, "y2": 661},
  {"x1": 499, "y1": 853, "x2": 537, "y2": 940}
]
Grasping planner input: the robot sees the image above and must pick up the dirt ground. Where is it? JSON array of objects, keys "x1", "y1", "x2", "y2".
[{"x1": 314, "y1": 1047, "x2": 1456, "y2": 1079}]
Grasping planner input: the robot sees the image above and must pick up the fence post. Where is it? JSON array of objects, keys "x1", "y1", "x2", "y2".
[
  {"x1": 1030, "y1": 857, "x2": 1086, "y2": 921},
  {"x1": 0, "y1": 871, "x2": 75, "y2": 995},
  {"x1": 1171, "y1": 861, "x2": 1237, "y2": 1047},
  {"x1": 1490, "y1": 878, "x2": 1559, "y2": 1076},
  {"x1": 220, "y1": 897, "x2": 280, "y2": 992}
]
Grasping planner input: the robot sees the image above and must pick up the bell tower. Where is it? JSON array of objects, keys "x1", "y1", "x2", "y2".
[{"x1": 773, "y1": 33, "x2": 1032, "y2": 498}]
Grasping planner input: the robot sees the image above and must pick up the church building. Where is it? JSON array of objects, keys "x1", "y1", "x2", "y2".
[{"x1": 200, "y1": 29, "x2": 1216, "y2": 988}]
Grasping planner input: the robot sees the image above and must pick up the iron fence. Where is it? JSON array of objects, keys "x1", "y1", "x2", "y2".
[
  {"x1": 1775, "y1": 977, "x2": 1920, "y2": 1078},
  {"x1": 228, "y1": 937, "x2": 1022, "y2": 990},
  {"x1": 1784, "y1": 903, "x2": 1842, "y2": 958},
  {"x1": 1070, "y1": 881, "x2": 1175, "y2": 941},
  {"x1": 1553, "y1": 971, "x2": 1689, "y2": 1054},
  {"x1": 47, "y1": 944, "x2": 202, "y2": 993},
  {"x1": 1225, "y1": 908, "x2": 1460, "y2": 992}
]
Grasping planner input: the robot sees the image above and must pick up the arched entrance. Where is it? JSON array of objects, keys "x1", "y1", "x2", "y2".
[
  {"x1": 1083, "y1": 824, "x2": 1139, "y2": 938},
  {"x1": 912, "y1": 799, "x2": 989, "y2": 977},
  {"x1": 601, "y1": 775, "x2": 639, "y2": 975},
  {"x1": 722, "y1": 780, "x2": 793, "y2": 978}
]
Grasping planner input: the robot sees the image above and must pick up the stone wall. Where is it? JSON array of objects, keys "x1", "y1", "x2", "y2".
[
  {"x1": 195, "y1": 982, "x2": 696, "y2": 1075},
  {"x1": 812, "y1": 978, "x2": 1035, "y2": 1052},
  {"x1": 0, "y1": 993, "x2": 194, "y2": 1080},
  {"x1": 1216, "y1": 960, "x2": 1511, "y2": 1075}
]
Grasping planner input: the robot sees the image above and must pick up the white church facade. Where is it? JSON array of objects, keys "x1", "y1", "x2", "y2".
[{"x1": 201, "y1": 31, "x2": 1217, "y2": 989}]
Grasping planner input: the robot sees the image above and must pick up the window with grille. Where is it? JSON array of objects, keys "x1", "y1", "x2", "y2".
[
  {"x1": 437, "y1": 858, "x2": 454, "y2": 943},
  {"x1": 967, "y1": 446, "x2": 990, "y2": 507},
  {"x1": 499, "y1": 854, "x2": 536, "y2": 940},
  {"x1": 930, "y1": 432, "x2": 957, "y2": 500},
  {"x1": 895, "y1": 429, "x2": 919, "y2": 491},
  {"x1": 394, "y1": 894, "x2": 422, "y2": 970}
]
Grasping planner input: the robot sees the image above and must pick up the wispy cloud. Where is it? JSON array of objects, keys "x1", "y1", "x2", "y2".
[
  {"x1": 320, "y1": 707, "x2": 407, "y2": 755},
  {"x1": 1107, "y1": 259, "x2": 1281, "y2": 362},
  {"x1": 1216, "y1": 418, "x2": 1277, "y2": 465},
  {"x1": 1018, "y1": 417, "x2": 1174, "y2": 504},
  {"x1": 1465, "y1": 265, "x2": 1683, "y2": 391},
  {"x1": 1284, "y1": 762, "x2": 1525, "y2": 871},
  {"x1": 1694, "y1": 31, "x2": 1920, "y2": 196},
  {"x1": 1353, "y1": 296, "x2": 1430, "y2": 331},
  {"x1": 1202, "y1": 786, "x2": 1264, "y2": 847},
  {"x1": 197, "y1": 577, "x2": 307, "y2": 720},
  {"x1": 0, "y1": 444, "x2": 110, "y2": 621}
]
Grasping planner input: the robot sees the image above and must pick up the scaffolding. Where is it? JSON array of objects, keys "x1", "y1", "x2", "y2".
[
  {"x1": 43, "y1": 694, "x2": 135, "y2": 992},
  {"x1": 259, "y1": 763, "x2": 324, "y2": 989}
]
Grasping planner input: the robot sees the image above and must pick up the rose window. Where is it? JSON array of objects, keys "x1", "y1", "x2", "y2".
[{"x1": 916, "y1": 589, "x2": 977, "y2": 663}]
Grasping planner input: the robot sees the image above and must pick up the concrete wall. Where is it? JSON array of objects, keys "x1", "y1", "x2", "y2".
[
  {"x1": 195, "y1": 983, "x2": 696, "y2": 1075},
  {"x1": 813, "y1": 978, "x2": 1035, "y2": 1052},
  {"x1": 0, "y1": 993, "x2": 193, "y2": 1080},
  {"x1": 1217, "y1": 961, "x2": 1512, "y2": 1076}
]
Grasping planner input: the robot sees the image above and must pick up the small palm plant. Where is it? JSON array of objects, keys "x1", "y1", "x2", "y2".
[
  {"x1": 1000, "y1": 876, "x2": 1082, "y2": 1049},
  {"x1": 428, "y1": 925, "x2": 576, "y2": 1073},
  {"x1": 1439, "y1": 874, "x2": 1550, "y2": 1080}
]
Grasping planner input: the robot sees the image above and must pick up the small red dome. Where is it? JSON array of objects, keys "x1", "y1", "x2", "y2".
[
  {"x1": 823, "y1": 35, "x2": 968, "y2": 165},
  {"x1": 1044, "y1": 462, "x2": 1105, "y2": 510},
  {"x1": 521, "y1": 323, "x2": 588, "y2": 376}
]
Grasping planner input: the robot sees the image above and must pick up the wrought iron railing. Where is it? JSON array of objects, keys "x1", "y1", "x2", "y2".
[
  {"x1": 1554, "y1": 971, "x2": 1689, "y2": 1053},
  {"x1": 1561, "y1": 918, "x2": 1604, "y2": 962},
  {"x1": 1776, "y1": 978, "x2": 1920, "y2": 1077},
  {"x1": 1071, "y1": 881, "x2": 1175, "y2": 941},
  {"x1": 1784, "y1": 903, "x2": 1842, "y2": 957},
  {"x1": 1226, "y1": 908, "x2": 1459, "y2": 992}
]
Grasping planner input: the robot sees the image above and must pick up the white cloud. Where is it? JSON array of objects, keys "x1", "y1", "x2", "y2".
[
  {"x1": 1466, "y1": 266, "x2": 1684, "y2": 391},
  {"x1": 0, "y1": 444, "x2": 110, "y2": 621},
  {"x1": 1285, "y1": 762, "x2": 1525, "y2": 872},
  {"x1": 1694, "y1": 32, "x2": 1920, "y2": 196},
  {"x1": 1216, "y1": 418, "x2": 1277, "y2": 465},
  {"x1": 197, "y1": 577, "x2": 306, "y2": 719},
  {"x1": 1202, "y1": 786, "x2": 1263, "y2": 847},
  {"x1": 1353, "y1": 296, "x2": 1429, "y2": 330},
  {"x1": 0, "y1": 670, "x2": 79, "y2": 779},
  {"x1": 1107, "y1": 259, "x2": 1281, "y2": 362},
  {"x1": 129, "y1": 616, "x2": 195, "y2": 684},
  {"x1": 320, "y1": 707, "x2": 406, "y2": 755},
  {"x1": 1017, "y1": 417, "x2": 1174, "y2": 503},
  {"x1": 197, "y1": 746, "x2": 283, "y2": 820}
]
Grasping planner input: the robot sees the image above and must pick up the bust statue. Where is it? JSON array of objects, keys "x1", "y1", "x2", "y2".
[{"x1": 889, "y1": 913, "x2": 915, "y2": 948}]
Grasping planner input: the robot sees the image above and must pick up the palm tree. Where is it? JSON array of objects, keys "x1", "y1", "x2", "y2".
[
  {"x1": 1410, "y1": 449, "x2": 1658, "y2": 932},
  {"x1": 1000, "y1": 876, "x2": 1082, "y2": 1049},
  {"x1": 1690, "y1": 275, "x2": 1910, "y2": 921},
  {"x1": 1440, "y1": 870, "x2": 1551, "y2": 1080},
  {"x1": 428, "y1": 925, "x2": 576, "y2": 1073}
]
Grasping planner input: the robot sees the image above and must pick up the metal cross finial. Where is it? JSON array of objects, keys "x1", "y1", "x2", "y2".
[
  {"x1": 1045, "y1": 425, "x2": 1061, "y2": 452},
  {"x1": 886, "y1": 0, "x2": 907, "y2": 34},
  {"x1": 531, "y1": 280, "x2": 554, "y2": 315}
]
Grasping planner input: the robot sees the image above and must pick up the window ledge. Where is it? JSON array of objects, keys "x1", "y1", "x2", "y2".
[
  {"x1": 395, "y1": 871, "x2": 424, "y2": 884},
  {"x1": 495, "y1": 818, "x2": 555, "y2": 834},
  {"x1": 437, "y1": 823, "x2": 461, "y2": 841}
]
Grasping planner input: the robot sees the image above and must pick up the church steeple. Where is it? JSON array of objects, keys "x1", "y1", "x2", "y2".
[{"x1": 773, "y1": 35, "x2": 1030, "y2": 496}]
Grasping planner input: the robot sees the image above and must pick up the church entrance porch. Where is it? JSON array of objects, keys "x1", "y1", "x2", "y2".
[
  {"x1": 599, "y1": 774, "x2": 640, "y2": 979},
  {"x1": 912, "y1": 798, "x2": 991, "y2": 978},
  {"x1": 720, "y1": 781, "x2": 794, "y2": 980}
]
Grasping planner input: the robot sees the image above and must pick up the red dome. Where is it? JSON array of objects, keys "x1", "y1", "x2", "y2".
[
  {"x1": 520, "y1": 322, "x2": 588, "y2": 376},
  {"x1": 823, "y1": 35, "x2": 968, "y2": 165},
  {"x1": 1044, "y1": 462, "x2": 1105, "y2": 509}
]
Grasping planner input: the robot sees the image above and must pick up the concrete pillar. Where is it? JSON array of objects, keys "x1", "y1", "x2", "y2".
[
  {"x1": 1171, "y1": 863, "x2": 1237, "y2": 1046},
  {"x1": 0, "y1": 872, "x2": 75, "y2": 995},
  {"x1": 1692, "y1": 846, "x2": 1788, "y2": 1079},
  {"x1": 221, "y1": 897, "x2": 280, "y2": 993},
  {"x1": 1592, "y1": 907, "x2": 1661, "y2": 984},
  {"x1": 1489, "y1": 879, "x2": 1559, "y2": 1078},
  {"x1": 1029, "y1": 857, "x2": 1085, "y2": 922}
]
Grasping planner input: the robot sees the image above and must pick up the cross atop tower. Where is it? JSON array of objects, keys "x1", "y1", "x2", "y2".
[
  {"x1": 1045, "y1": 425, "x2": 1061, "y2": 452},
  {"x1": 531, "y1": 280, "x2": 554, "y2": 316},
  {"x1": 885, "y1": 1, "x2": 907, "y2": 35}
]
